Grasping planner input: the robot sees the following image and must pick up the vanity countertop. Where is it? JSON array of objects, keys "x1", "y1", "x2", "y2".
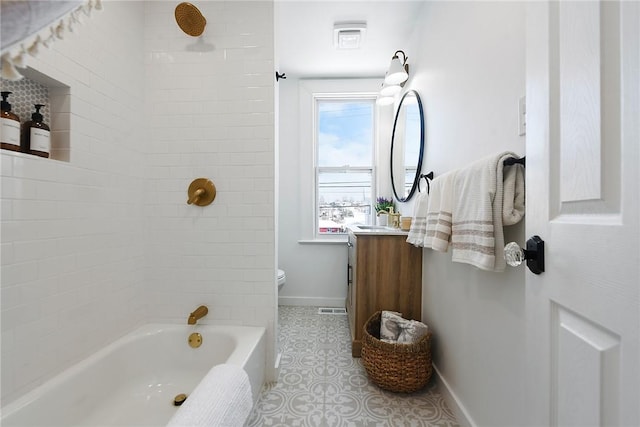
[{"x1": 347, "y1": 224, "x2": 409, "y2": 236}]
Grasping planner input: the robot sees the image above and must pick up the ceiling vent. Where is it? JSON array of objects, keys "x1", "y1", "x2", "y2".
[{"x1": 333, "y1": 22, "x2": 366, "y2": 49}]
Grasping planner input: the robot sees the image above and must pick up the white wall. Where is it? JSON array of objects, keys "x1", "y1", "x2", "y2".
[
  {"x1": 277, "y1": 78, "x2": 394, "y2": 307},
  {"x1": 1, "y1": 0, "x2": 277, "y2": 407},
  {"x1": 277, "y1": 78, "x2": 345, "y2": 306},
  {"x1": 1, "y1": 2, "x2": 146, "y2": 405},
  {"x1": 407, "y1": 2, "x2": 527, "y2": 426}
]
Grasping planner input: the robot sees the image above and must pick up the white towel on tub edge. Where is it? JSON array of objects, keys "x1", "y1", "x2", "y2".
[{"x1": 166, "y1": 364, "x2": 253, "y2": 427}]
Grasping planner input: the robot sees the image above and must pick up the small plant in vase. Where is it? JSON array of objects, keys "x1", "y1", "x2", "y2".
[{"x1": 375, "y1": 197, "x2": 394, "y2": 226}]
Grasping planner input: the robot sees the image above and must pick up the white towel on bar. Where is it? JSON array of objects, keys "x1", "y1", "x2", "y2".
[
  {"x1": 502, "y1": 162, "x2": 525, "y2": 226},
  {"x1": 166, "y1": 364, "x2": 253, "y2": 427},
  {"x1": 423, "y1": 170, "x2": 456, "y2": 252},
  {"x1": 451, "y1": 151, "x2": 523, "y2": 271},
  {"x1": 407, "y1": 191, "x2": 429, "y2": 246}
]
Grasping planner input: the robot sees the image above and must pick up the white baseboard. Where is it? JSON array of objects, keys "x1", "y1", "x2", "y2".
[
  {"x1": 277, "y1": 296, "x2": 345, "y2": 307},
  {"x1": 433, "y1": 364, "x2": 476, "y2": 427}
]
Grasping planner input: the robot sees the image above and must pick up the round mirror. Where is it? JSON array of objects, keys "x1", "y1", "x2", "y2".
[{"x1": 390, "y1": 90, "x2": 425, "y2": 202}]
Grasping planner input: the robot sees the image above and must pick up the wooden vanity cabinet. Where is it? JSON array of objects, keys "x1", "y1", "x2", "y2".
[{"x1": 346, "y1": 230, "x2": 423, "y2": 357}]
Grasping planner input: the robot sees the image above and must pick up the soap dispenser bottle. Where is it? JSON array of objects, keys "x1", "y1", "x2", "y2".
[
  {"x1": 22, "y1": 104, "x2": 51, "y2": 158},
  {"x1": 1, "y1": 91, "x2": 21, "y2": 152}
]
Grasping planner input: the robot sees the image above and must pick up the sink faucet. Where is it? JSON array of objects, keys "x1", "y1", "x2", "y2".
[
  {"x1": 188, "y1": 305, "x2": 208, "y2": 325},
  {"x1": 387, "y1": 207, "x2": 401, "y2": 228}
]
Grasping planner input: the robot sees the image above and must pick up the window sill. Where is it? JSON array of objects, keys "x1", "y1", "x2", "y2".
[{"x1": 298, "y1": 239, "x2": 347, "y2": 245}]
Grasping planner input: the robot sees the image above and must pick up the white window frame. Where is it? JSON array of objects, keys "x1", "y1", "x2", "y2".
[
  {"x1": 315, "y1": 96, "x2": 377, "y2": 237},
  {"x1": 298, "y1": 79, "x2": 381, "y2": 243}
]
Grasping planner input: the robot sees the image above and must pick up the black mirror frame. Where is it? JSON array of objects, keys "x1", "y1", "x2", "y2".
[{"x1": 390, "y1": 90, "x2": 425, "y2": 202}]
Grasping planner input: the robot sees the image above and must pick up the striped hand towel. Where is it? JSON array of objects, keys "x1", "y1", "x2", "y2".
[
  {"x1": 423, "y1": 170, "x2": 456, "y2": 252},
  {"x1": 451, "y1": 151, "x2": 522, "y2": 271},
  {"x1": 406, "y1": 191, "x2": 429, "y2": 247}
]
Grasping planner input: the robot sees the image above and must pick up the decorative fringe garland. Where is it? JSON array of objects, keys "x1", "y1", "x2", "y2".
[{"x1": 1, "y1": 0, "x2": 102, "y2": 81}]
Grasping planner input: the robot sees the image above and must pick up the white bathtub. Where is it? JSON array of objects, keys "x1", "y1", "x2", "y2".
[{"x1": 1, "y1": 324, "x2": 266, "y2": 427}]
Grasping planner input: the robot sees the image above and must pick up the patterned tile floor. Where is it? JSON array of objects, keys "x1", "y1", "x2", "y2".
[{"x1": 247, "y1": 306, "x2": 459, "y2": 427}]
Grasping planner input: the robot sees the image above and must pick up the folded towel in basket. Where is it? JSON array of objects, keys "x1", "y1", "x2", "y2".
[
  {"x1": 380, "y1": 310, "x2": 403, "y2": 342},
  {"x1": 380, "y1": 310, "x2": 429, "y2": 344},
  {"x1": 397, "y1": 320, "x2": 429, "y2": 344}
]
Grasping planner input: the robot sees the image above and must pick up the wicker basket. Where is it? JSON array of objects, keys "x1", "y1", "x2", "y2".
[{"x1": 361, "y1": 311, "x2": 433, "y2": 393}]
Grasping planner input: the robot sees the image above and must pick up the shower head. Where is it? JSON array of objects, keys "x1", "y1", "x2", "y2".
[{"x1": 174, "y1": 2, "x2": 206, "y2": 37}]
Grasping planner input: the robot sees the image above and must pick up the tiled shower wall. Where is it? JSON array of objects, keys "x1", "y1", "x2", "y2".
[
  {"x1": 1, "y1": 2, "x2": 146, "y2": 405},
  {"x1": 1, "y1": 0, "x2": 276, "y2": 407},
  {"x1": 142, "y1": 0, "x2": 276, "y2": 364}
]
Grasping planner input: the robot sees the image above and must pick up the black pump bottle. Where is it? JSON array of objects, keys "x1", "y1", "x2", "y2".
[{"x1": 22, "y1": 104, "x2": 51, "y2": 158}]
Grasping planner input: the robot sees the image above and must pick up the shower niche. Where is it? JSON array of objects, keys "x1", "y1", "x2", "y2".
[{"x1": 1, "y1": 67, "x2": 70, "y2": 162}]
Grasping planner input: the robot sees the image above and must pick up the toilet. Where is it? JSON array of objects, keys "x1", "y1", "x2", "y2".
[{"x1": 277, "y1": 269, "x2": 286, "y2": 292}]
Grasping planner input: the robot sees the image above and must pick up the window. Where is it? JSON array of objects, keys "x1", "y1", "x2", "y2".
[
  {"x1": 296, "y1": 79, "x2": 381, "y2": 243},
  {"x1": 315, "y1": 98, "x2": 376, "y2": 236}
]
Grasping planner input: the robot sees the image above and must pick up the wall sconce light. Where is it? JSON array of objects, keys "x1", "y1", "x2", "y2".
[
  {"x1": 380, "y1": 81, "x2": 402, "y2": 97},
  {"x1": 376, "y1": 96, "x2": 395, "y2": 106},
  {"x1": 377, "y1": 50, "x2": 409, "y2": 105},
  {"x1": 384, "y1": 50, "x2": 409, "y2": 85}
]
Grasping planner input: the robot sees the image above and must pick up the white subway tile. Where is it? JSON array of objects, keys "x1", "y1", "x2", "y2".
[
  {"x1": 1, "y1": 153, "x2": 14, "y2": 176},
  {"x1": 0, "y1": 259, "x2": 39, "y2": 287},
  {"x1": 13, "y1": 239, "x2": 58, "y2": 263},
  {"x1": 0, "y1": 330, "x2": 15, "y2": 392},
  {"x1": 2, "y1": 0, "x2": 275, "y2": 405},
  {"x1": 21, "y1": 277, "x2": 59, "y2": 302},
  {"x1": 0, "y1": 285, "x2": 23, "y2": 310}
]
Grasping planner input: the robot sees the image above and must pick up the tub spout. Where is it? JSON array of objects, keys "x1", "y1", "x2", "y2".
[{"x1": 188, "y1": 305, "x2": 208, "y2": 325}]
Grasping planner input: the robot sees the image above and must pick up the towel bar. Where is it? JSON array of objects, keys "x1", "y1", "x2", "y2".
[
  {"x1": 418, "y1": 156, "x2": 523, "y2": 195},
  {"x1": 503, "y1": 156, "x2": 525, "y2": 167},
  {"x1": 417, "y1": 171, "x2": 434, "y2": 194}
]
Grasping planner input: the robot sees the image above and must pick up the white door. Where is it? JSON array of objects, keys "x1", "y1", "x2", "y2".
[{"x1": 525, "y1": 1, "x2": 639, "y2": 426}]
